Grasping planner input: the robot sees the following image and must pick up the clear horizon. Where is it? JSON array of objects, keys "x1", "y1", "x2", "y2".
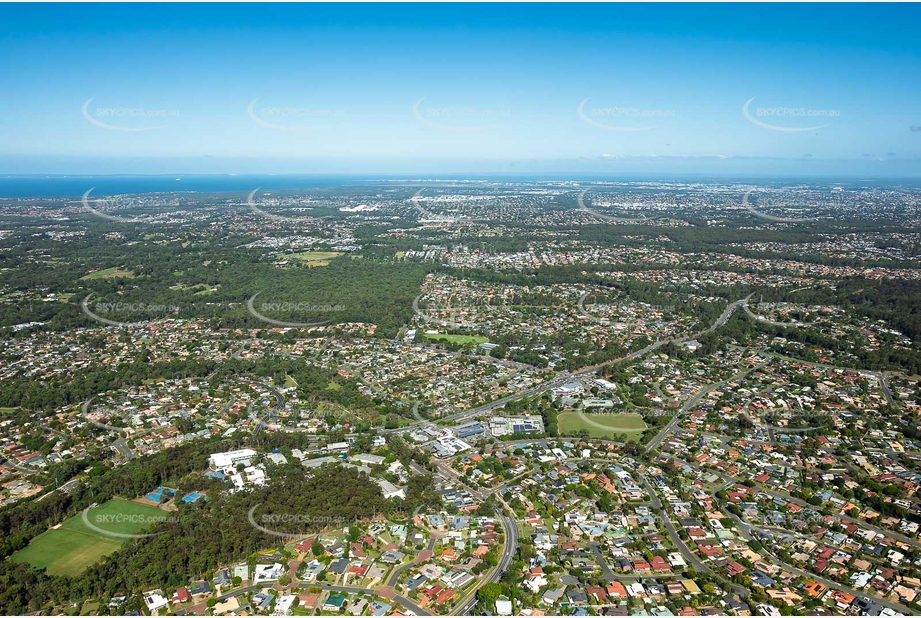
[{"x1": 1, "y1": 3, "x2": 920, "y2": 177}]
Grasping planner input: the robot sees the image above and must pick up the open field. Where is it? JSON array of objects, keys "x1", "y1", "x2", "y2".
[
  {"x1": 557, "y1": 412, "x2": 647, "y2": 440},
  {"x1": 80, "y1": 267, "x2": 135, "y2": 280},
  {"x1": 286, "y1": 251, "x2": 343, "y2": 267},
  {"x1": 422, "y1": 333, "x2": 489, "y2": 345},
  {"x1": 11, "y1": 498, "x2": 166, "y2": 576}
]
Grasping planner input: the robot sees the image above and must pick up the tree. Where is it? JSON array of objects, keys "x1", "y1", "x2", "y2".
[
  {"x1": 312, "y1": 540, "x2": 326, "y2": 558},
  {"x1": 476, "y1": 582, "x2": 502, "y2": 609}
]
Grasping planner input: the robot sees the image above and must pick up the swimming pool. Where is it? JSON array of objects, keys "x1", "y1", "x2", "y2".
[{"x1": 145, "y1": 487, "x2": 175, "y2": 503}]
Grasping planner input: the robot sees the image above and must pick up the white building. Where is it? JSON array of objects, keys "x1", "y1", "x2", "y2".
[
  {"x1": 253, "y1": 563, "x2": 285, "y2": 584},
  {"x1": 209, "y1": 449, "x2": 257, "y2": 472},
  {"x1": 143, "y1": 590, "x2": 169, "y2": 612},
  {"x1": 352, "y1": 453, "x2": 385, "y2": 466},
  {"x1": 488, "y1": 415, "x2": 544, "y2": 437},
  {"x1": 552, "y1": 380, "x2": 584, "y2": 398},
  {"x1": 376, "y1": 478, "x2": 407, "y2": 499},
  {"x1": 274, "y1": 594, "x2": 296, "y2": 615},
  {"x1": 267, "y1": 452, "x2": 288, "y2": 465},
  {"x1": 593, "y1": 378, "x2": 617, "y2": 390}
]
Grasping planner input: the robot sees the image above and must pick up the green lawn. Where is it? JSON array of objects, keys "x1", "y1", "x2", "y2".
[
  {"x1": 557, "y1": 412, "x2": 647, "y2": 440},
  {"x1": 12, "y1": 498, "x2": 166, "y2": 576},
  {"x1": 79, "y1": 267, "x2": 135, "y2": 280},
  {"x1": 286, "y1": 251, "x2": 343, "y2": 267},
  {"x1": 422, "y1": 333, "x2": 489, "y2": 345}
]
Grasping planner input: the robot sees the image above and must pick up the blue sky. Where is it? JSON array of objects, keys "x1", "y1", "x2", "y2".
[{"x1": 1, "y1": 3, "x2": 920, "y2": 176}]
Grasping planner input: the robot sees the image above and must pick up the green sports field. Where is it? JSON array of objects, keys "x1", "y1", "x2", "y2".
[
  {"x1": 422, "y1": 333, "x2": 489, "y2": 345},
  {"x1": 12, "y1": 498, "x2": 167, "y2": 576},
  {"x1": 557, "y1": 412, "x2": 647, "y2": 440}
]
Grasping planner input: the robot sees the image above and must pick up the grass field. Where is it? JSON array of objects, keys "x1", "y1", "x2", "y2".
[
  {"x1": 557, "y1": 412, "x2": 647, "y2": 440},
  {"x1": 286, "y1": 251, "x2": 342, "y2": 267},
  {"x1": 422, "y1": 333, "x2": 489, "y2": 345},
  {"x1": 12, "y1": 498, "x2": 166, "y2": 576},
  {"x1": 80, "y1": 267, "x2": 135, "y2": 280}
]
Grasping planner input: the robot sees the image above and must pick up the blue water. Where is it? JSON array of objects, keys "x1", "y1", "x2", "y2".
[
  {"x1": 4, "y1": 174, "x2": 917, "y2": 199},
  {"x1": 145, "y1": 487, "x2": 176, "y2": 502},
  {"x1": 0, "y1": 175, "x2": 377, "y2": 198}
]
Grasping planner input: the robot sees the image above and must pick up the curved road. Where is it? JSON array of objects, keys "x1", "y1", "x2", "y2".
[
  {"x1": 253, "y1": 382, "x2": 286, "y2": 434},
  {"x1": 389, "y1": 294, "x2": 753, "y2": 436}
]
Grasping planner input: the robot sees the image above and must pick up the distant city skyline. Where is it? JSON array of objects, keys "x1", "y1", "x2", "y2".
[{"x1": 1, "y1": 3, "x2": 920, "y2": 176}]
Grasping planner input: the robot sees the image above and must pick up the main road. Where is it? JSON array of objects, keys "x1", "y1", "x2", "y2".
[
  {"x1": 253, "y1": 382, "x2": 286, "y2": 434},
  {"x1": 430, "y1": 456, "x2": 519, "y2": 615},
  {"x1": 636, "y1": 472, "x2": 750, "y2": 599},
  {"x1": 646, "y1": 354, "x2": 770, "y2": 453},
  {"x1": 389, "y1": 294, "x2": 754, "y2": 435}
]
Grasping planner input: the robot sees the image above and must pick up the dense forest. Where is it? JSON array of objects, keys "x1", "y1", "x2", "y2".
[{"x1": 0, "y1": 228, "x2": 429, "y2": 337}]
